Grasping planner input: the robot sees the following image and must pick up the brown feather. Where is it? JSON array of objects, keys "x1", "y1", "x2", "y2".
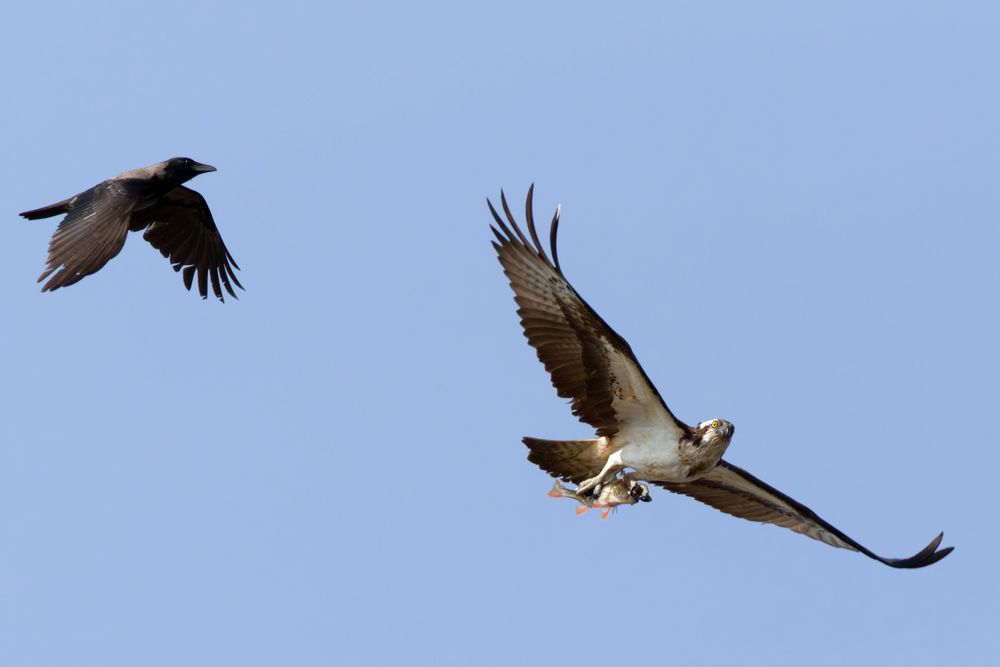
[
  {"x1": 489, "y1": 188, "x2": 689, "y2": 439},
  {"x1": 522, "y1": 437, "x2": 612, "y2": 484},
  {"x1": 656, "y1": 460, "x2": 953, "y2": 568}
]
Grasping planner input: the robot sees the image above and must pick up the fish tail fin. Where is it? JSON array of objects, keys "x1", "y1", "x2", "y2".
[{"x1": 547, "y1": 481, "x2": 567, "y2": 498}]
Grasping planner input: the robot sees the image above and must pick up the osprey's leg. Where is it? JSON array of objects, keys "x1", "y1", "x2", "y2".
[{"x1": 576, "y1": 452, "x2": 624, "y2": 497}]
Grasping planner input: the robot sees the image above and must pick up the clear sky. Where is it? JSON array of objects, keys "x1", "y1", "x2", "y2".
[{"x1": 1, "y1": 1, "x2": 997, "y2": 665}]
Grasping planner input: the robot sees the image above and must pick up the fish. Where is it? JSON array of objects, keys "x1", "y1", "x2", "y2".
[{"x1": 547, "y1": 475, "x2": 651, "y2": 519}]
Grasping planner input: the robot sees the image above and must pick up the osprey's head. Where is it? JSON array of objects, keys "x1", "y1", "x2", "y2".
[{"x1": 694, "y1": 418, "x2": 735, "y2": 450}]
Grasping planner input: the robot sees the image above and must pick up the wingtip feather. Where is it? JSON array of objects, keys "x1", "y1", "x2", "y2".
[
  {"x1": 879, "y1": 531, "x2": 953, "y2": 569},
  {"x1": 524, "y1": 184, "x2": 551, "y2": 266}
]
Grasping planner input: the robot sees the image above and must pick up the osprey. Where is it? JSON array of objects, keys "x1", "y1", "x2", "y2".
[
  {"x1": 489, "y1": 186, "x2": 952, "y2": 569},
  {"x1": 20, "y1": 157, "x2": 242, "y2": 302}
]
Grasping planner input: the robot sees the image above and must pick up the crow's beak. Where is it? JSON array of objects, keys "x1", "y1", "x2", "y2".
[
  {"x1": 192, "y1": 162, "x2": 217, "y2": 173},
  {"x1": 640, "y1": 495, "x2": 652, "y2": 503}
]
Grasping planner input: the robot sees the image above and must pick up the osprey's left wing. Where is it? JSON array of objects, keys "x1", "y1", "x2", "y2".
[
  {"x1": 489, "y1": 186, "x2": 689, "y2": 442},
  {"x1": 656, "y1": 460, "x2": 952, "y2": 568}
]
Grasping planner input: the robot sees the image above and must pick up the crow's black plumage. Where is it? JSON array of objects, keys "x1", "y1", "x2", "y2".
[{"x1": 20, "y1": 157, "x2": 242, "y2": 301}]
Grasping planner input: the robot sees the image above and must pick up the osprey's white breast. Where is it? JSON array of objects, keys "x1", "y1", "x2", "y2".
[{"x1": 615, "y1": 430, "x2": 695, "y2": 483}]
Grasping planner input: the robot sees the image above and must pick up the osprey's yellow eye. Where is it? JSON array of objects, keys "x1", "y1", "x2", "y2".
[{"x1": 710, "y1": 420, "x2": 720, "y2": 429}]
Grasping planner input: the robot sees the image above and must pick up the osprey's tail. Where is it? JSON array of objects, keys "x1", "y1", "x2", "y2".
[{"x1": 523, "y1": 437, "x2": 607, "y2": 485}]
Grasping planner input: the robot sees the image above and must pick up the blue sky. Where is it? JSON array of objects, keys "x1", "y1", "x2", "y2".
[{"x1": 1, "y1": 1, "x2": 997, "y2": 665}]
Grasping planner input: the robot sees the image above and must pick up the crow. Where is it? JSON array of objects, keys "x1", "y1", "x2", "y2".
[{"x1": 20, "y1": 157, "x2": 242, "y2": 301}]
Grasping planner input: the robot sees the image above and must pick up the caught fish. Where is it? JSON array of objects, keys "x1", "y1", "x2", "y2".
[{"x1": 547, "y1": 475, "x2": 651, "y2": 519}]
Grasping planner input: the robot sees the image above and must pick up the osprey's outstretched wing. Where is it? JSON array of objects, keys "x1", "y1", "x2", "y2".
[
  {"x1": 489, "y1": 186, "x2": 689, "y2": 442},
  {"x1": 656, "y1": 460, "x2": 953, "y2": 568}
]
